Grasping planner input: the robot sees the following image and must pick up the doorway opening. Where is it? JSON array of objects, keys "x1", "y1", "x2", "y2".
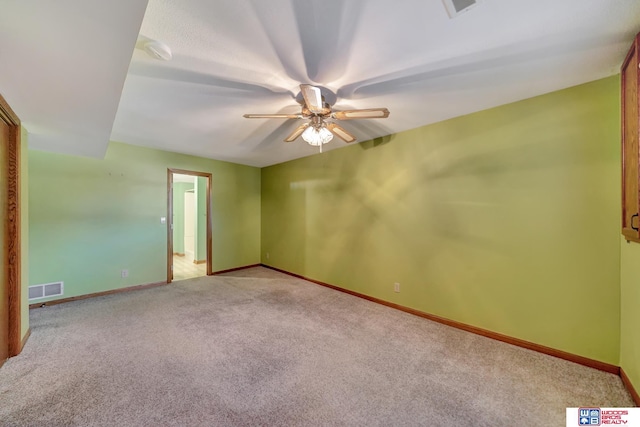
[{"x1": 167, "y1": 169, "x2": 212, "y2": 282}]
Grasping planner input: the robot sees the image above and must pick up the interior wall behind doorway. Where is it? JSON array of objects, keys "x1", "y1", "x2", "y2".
[
  {"x1": 172, "y1": 182, "x2": 194, "y2": 256},
  {"x1": 171, "y1": 176, "x2": 207, "y2": 264},
  {"x1": 194, "y1": 176, "x2": 207, "y2": 263}
]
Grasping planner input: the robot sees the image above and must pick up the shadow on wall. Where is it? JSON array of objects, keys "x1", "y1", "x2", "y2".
[
  {"x1": 267, "y1": 80, "x2": 619, "y2": 321},
  {"x1": 359, "y1": 134, "x2": 395, "y2": 150}
]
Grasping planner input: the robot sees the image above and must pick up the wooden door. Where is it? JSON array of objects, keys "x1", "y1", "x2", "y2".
[{"x1": 0, "y1": 118, "x2": 8, "y2": 364}]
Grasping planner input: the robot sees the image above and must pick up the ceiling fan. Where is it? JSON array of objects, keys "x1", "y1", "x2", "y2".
[{"x1": 243, "y1": 84, "x2": 390, "y2": 150}]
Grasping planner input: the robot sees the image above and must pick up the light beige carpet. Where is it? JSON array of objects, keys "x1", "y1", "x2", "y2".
[{"x1": 0, "y1": 267, "x2": 633, "y2": 426}]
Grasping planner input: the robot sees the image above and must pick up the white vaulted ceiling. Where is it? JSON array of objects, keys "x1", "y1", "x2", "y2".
[
  {"x1": 0, "y1": 1, "x2": 148, "y2": 158},
  {"x1": 1, "y1": 0, "x2": 640, "y2": 167}
]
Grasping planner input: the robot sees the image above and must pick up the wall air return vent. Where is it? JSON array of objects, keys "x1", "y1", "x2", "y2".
[
  {"x1": 443, "y1": 0, "x2": 481, "y2": 18},
  {"x1": 28, "y1": 282, "x2": 64, "y2": 301}
]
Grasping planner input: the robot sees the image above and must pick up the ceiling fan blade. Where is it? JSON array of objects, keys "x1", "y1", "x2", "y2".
[
  {"x1": 326, "y1": 123, "x2": 356, "y2": 143},
  {"x1": 243, "y1": 113, "x2": 302, "y2": 119},
  {"x1": 300, "y1": 84, "x2": 324, "y2": 114},
  {"x1": 332, "y1": 108, "x2": 390, "y2": 120},
  {"x1": 284, "y1": 123, "x2": 310, "y2": 142}
]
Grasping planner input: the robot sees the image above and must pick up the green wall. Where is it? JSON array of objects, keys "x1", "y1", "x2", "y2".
[
  {"x1": 195, "y1": 176, "x2": 207, "y2": 262},
  {"x1": 261, "y1": 76, "x2": 621, "y2": 364},
  {"x1": 172, "y1": 182, "x2": 194, "y2": 255},
  {"x1": 29, "y1": 141, "x2": 260, "y2": 302},
  {"x1": 20, "y1": 126, "x2": 28, "y2": 340},
  {"x1": 620, "y1": 238, "x2": 640, "y2": 397}
]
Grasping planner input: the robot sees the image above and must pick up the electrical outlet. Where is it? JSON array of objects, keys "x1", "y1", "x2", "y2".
[
  {"x1": 266, "y1": 252, "x2": 270, "y2": 260},
  {"x1": 121, "y1": 269, "x2": 129, "y2": 278},
  {"x1": 394, "y1": 282, "x2": 400, "y2": 293}
]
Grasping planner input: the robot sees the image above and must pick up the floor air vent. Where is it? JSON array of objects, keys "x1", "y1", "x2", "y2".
[
  {"x1": 29, "y1": 282, "x2": 64, "y2": 300},
  {"x1": 443, "y1": 0, "x2": 481, "y2": 18}
]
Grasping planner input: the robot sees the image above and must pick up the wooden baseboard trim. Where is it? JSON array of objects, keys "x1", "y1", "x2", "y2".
[
  {"x1": 621, "y1": 368, "x2": 640, "y2": 406},
  {"x1": 29, "y1": 281, "x2": 168, "y2": 309},
  {"x1": 28, "y1": 264, "x2": 262, "y2": 309},
  {"x1": 173, "y1": 252, "x2": 185, "y2": 257},
  {"x1": 19, "y1": 328, "x2": 31, "y2": 353},
  {"x1": 213, "y1": 264, "x2": 261, "y2": 275},
  {"x1": 193, "y1": 260, "x2": 206, "y2": 265},
  {"x1": 261, "y1": 264, "x2": 620, "y2": 375}
]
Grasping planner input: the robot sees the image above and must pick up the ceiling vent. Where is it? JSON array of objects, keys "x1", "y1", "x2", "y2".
[{"x1": 443, "y1": 0, "x2": 481, "y2": 18}]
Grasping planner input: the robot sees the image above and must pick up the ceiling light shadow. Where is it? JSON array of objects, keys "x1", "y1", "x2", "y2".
[
  {"x1": 128, "y1": 62, "x2": 295, "y2": 98},
  {"x1": 290, "y1": 0, "x2": 366, "y2": 83},
  {"x1": 338, "y1": 32, "x2": 625, "y2": 99},
  {"x1": 247, "y1": 120, "x2": 299, "y2": 152}
]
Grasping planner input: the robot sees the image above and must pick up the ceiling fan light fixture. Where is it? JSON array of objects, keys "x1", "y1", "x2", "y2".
[
  {"x1": 244, "y1": 84, "x2": 389, "y2": 148},
  {"x1": 301, "y1": 125, "x2": 333, "y2": 146}
]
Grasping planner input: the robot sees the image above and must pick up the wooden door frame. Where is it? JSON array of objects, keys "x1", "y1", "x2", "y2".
[
  {"x1": 167, "y1": 168, "x2": 213, "y2": 282},
  {"x1": 0, "y1": 93, "x2": 21, "y2": 357}
]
